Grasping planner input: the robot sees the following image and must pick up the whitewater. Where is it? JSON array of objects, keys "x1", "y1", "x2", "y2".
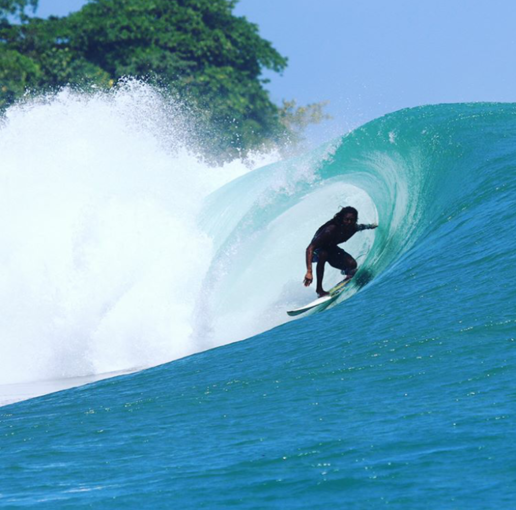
[
  {"x1": 0, "y1": 85, "x2": 515, "y2": 508},
  {"x1": 0, "y1": 83, "x2": 288, "y2": 395}
]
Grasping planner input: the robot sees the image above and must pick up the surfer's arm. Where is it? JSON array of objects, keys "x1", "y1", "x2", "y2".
[
  {"x1": 304, "y1": 226, "x2": 337, "y2": 286},
  {"x1": 304, "y1": 244, "x2": 315, "y2": 286},
  {"x1": 357, "y1": 223, "x2": 378, "y2": 231}
]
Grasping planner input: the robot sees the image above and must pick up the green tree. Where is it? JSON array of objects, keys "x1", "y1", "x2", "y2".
[
  {"x1": 0, "y1": 48, "x2": 40, "y2": 105},
  {"x1": 1, "y1": 0, "x2": 330, "y2": 161},
  {"x1": 0, "y1": 0, "x2": 37, "y2": 21},
  {"x1": 279, "y1": 99, "x2": 332, "y2": 147},
  {"x1": 0, "y1": 13, "x2": 110, "y2": 107},
  {"x1": 65, "y1": 0, "x2": 289, "y2": 160}
]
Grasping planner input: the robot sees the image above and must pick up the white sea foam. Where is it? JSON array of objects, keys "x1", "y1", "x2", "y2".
[{"x1": 0, "y1": 82, "x2": 275, "y2": 386}]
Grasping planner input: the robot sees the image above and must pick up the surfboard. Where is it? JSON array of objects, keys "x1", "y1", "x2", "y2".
[{"x1": 286, "y1": 278, "x2": 352, "y2": 317}]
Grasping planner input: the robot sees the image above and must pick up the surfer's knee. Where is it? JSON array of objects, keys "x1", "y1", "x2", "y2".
[
  {"x1": 341, "y1": 258, "x2": 357, "y2": 277},
  {"x1": 347, "y1": 257, "x2": 357, "y2": 270}
]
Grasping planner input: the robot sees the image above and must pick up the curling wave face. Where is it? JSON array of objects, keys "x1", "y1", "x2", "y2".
[
  {"x1": 198, "y1": 103, "x2": 516, "y2": 344},
  {"x1": 1, "y1": 94, "x2": 516, "y2": 393}
]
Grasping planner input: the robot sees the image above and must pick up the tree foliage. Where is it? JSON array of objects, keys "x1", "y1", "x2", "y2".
[
  {"x1": 279, "y1": 99, "x2": 332, "y2": 147},
  {"x1": 0, "y1": 0, "x2": 37, "y2": 22},
  {"x1": 0, "y1": 0, "x2": 329, "y2": 161}
]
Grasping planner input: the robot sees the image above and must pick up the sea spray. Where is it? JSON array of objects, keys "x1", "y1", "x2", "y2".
[{"x1": 0, "y1": 82, "x2": 280, "y2": 385}]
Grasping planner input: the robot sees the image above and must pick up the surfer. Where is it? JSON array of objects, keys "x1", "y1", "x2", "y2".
[{"x1": 304, "y1": 207, "x2": 377, "y2": 297}]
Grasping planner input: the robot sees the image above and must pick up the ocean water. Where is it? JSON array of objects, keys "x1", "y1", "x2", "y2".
[{"x1": 0, "y1": 89, "x2": 515, "y2": 508}]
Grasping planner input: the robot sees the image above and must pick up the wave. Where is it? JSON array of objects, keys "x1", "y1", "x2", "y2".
[
  {"x1": 198, "y1": 102, "x2": 516, "y2": 341},
  {"x1": 1, "y1": 92, "x2": 515, "y2": 390},
  {"x1": 2, "y1": 100, "x2": 516, "y2": 507}
]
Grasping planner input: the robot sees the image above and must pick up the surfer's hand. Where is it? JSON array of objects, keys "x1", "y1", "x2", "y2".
[
  {"x1": 370, "y1": 223, "x2": 378, "y2": 229},
  {"x1": 304, "y1": 271, "x2": 313, "y2": 286}
]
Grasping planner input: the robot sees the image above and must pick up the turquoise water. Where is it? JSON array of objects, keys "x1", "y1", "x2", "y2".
[{"x1": 1, "y1": 102, "x2": 516, "y2": 507}]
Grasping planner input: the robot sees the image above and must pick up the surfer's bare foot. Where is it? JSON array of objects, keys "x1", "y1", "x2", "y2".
[{"x1": 317, "y1": 290, "x2": 330, "y2": 297}]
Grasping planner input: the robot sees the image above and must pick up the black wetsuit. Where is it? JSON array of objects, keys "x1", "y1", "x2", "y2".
[{"x1": 312, "y1": 220, "x2": 374, "y2": 265}]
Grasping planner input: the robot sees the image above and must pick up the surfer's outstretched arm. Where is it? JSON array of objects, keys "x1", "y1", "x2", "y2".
[{"x1": 357, "y1": 223, "x2": 378, "y2": 231}]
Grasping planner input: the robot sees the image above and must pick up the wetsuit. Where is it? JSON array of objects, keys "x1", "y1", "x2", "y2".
[{"x1": 312, "y1": 220, "x2": 376, "y2": 264}]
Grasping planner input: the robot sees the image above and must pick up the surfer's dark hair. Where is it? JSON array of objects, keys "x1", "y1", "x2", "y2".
[{"x1": 334, "y1": 206, "x2": 358, "y2": 221}]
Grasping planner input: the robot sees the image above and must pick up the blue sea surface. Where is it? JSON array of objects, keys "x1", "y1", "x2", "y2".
[{"x1": 1, "y1": 103, "x2": 516, "y2": 508}]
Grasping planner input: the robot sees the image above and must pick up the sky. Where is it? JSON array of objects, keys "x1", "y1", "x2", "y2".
[{"x1": 33, "y1": 0, "x2": 516, "y2": 144}]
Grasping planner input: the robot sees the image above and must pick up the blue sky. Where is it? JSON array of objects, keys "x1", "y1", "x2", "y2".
[{"x1": 34, "y1": 0, "x2": 516, "y2": 144}]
